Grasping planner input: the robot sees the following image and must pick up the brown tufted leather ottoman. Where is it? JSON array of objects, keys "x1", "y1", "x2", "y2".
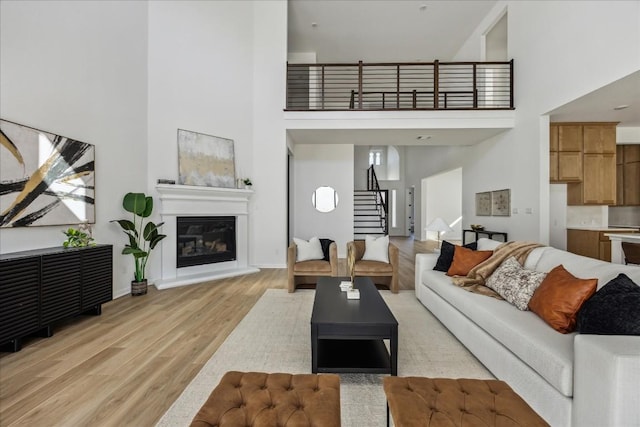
[
  {"x1": 383, "y1": 377, "x2": 549, "y2": 427},
  {"x1": 190, "y1": 371, "x2": 341, "y2": 427}
]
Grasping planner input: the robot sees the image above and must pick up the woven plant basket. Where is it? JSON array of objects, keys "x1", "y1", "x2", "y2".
[{"x1": 131, "y1": 279, "x2": 148, "y2": 296}]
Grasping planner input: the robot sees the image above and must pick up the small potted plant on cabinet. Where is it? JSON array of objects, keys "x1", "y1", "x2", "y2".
[{"x1": 111, "y1": 192, "x2": 166, "y2": 296}]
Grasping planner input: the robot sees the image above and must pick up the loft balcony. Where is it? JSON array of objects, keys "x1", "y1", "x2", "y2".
[{"x1": 286, "y1": 60, "x2": 514, "y2": 112}]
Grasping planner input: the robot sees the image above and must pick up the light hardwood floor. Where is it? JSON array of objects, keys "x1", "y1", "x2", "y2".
[{"x1": 0, "y1": 236, "x2": 434, "y2": 426}]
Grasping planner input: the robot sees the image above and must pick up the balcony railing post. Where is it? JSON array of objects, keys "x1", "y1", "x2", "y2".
[
  {"x1": 472, "y1": 63, "x2": 477, "y2": 108},
  {"x1": 433, "y1": 60, "x2": 439, "y2": 109},
  {"x1": 396, "y1": 65, "x2": 400, "y2": 109},
  {"x1": 358, "y1": 60, "x2": 363, "y2": 109},
  {"x1": 285, "y1": 62, "x2": 289, "y2": 109},
  {"x1": 321, "y1": 65, "x2": 325, "y2": 110},
  {"x1": 510, "y1": 59, "x2": 514, "y2": 109}
]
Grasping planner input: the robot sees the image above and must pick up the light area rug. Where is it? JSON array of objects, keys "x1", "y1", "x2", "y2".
[{"x1": 157, "y1": 289, "x2": 493, "y2": 426}]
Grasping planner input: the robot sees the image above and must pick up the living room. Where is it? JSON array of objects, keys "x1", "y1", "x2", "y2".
[{"x1": 1, "y1": 1, "x2": 639, "y2": 426}]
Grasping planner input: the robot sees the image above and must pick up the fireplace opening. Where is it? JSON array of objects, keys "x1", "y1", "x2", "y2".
[{"x1": 177, "y1": 216, "x2": 236, "y2": 268}]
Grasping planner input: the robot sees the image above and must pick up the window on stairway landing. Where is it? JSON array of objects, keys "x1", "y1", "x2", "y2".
[{"x1": 369, "y1": 150, "x2": 381, "y2": 166}]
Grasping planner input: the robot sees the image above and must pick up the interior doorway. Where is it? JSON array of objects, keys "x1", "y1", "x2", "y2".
[{"x1": 421, "y1": 168, "x2": 462, "y2": 243}]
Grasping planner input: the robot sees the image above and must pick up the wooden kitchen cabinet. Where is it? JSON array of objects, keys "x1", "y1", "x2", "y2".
[
  {"x1": 624, "y1": 161, "x2": 640, "y2": 205},
  {"x1": 567, "y1": 229, "x2": 638, "y2": 262},
  {"x1": 558, "y1": 152, "x2": 583, "y2": 181},
  {"x1": 558, "y1": 125, "x2": 583, "y2": 151},
  {"x1": 550, "y1": 124, "x2": 582, "y2": 182},
  {"x1": 583, "y1": 124, "x2": 616, "y2": 153},
  {"x1": 556, "y1": 122, "x2": 618, "y2": 205},
  {"x1": 615, "y1": 144, "x2": 640, "y2": 206}
]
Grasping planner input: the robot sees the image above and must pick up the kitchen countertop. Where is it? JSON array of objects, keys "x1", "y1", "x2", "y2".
[{"x1": 566, "y1": 226, "x2": 639, "y2": 232}]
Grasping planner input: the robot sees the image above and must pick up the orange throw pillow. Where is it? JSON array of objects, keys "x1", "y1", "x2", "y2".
[
  {"x1": 446, "y1": 246, "x2": 493, "y2": 276},
  {"x1": 528, "y1": 265, "x2": 597, "y2": 333}
]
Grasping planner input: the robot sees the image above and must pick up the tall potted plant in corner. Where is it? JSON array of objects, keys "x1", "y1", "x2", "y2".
[{"x1": 111, "y1": 192, "x2": 166, "y2": 296}]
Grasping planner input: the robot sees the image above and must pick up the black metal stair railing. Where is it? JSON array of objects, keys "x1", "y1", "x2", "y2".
[
  {"x1": 366, "y1": 166, "x2": 388, "y2": 235},
  {"x1": 286, "y1": 59, "x2": 513, "y2": 111}
]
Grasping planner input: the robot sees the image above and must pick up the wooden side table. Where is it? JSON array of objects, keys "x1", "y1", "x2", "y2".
[{"x1": 463, "y1": 229, "x2": 508, "y2": 245}]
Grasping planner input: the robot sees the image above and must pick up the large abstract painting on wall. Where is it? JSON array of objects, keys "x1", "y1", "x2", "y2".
[
  {"x1": 0, "y1": 119, "x2": 95, "y2": 227},
  {"x1": 178, "y1": 129, "x2": 235, "y2": 188}
]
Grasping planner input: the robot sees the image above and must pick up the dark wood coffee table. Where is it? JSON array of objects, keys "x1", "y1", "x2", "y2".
[{"x1": 311, "y1": 276, "x2": 398, "y2": 375}]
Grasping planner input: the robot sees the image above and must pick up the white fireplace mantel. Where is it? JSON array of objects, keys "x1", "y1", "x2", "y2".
[{"x1": 153, "y1": 184, "x2": 259, "y2": 289}]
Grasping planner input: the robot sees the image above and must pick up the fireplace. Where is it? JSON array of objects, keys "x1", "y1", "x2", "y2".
[
  {"x1": 177, "y1": 216, "x2": 236, "y2": 268},
  {"x1": 155, "y1": 184, "x2": 258, "y2": 290}
]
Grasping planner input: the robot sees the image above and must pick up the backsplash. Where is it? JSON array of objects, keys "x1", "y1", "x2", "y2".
[
  {"x1": 608, "y1": 206, "x2": 640, "y2": 227},
  {"x1": 566, "y1": 206, "x2": 608, "y2": 227}
]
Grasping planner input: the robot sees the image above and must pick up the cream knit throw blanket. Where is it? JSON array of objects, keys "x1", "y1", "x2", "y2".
[{"x1": 451, "y1": 241, "x2": 544, "y2": 299}]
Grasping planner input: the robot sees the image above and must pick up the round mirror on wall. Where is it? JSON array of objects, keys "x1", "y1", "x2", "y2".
[{"x1": 312, "y1": 186, "x2": 338, "y2": 213}]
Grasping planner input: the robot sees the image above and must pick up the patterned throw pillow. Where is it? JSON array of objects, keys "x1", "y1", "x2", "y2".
[{"x1": 486, "y1": 256, "x2": 547, "y2": 310}]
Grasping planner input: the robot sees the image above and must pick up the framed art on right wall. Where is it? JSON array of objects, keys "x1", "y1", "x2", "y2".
[{"x1": 491, "y1": 189, "x2": 511, "y2": 216}]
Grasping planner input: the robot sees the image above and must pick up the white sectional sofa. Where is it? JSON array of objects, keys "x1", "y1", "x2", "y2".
[{"x1": 415, "y1": 238, "x2": 640, "y2": 427}]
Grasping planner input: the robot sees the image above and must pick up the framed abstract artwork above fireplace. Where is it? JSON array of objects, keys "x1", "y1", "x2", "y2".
[
  {"x1": 0, "y1": 119, "x2": 95, "y2": 228},
  {"x1": 177, "y1": 129, "x2": 236, "y2": 189}
]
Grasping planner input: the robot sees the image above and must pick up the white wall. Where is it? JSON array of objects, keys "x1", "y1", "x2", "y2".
[
  {"x1": 425, "y1": 168, "x2": 463, "y2": 241},
  {"x1": 454, "y1": 0, "x2": 640, "y2": 243},
  {"x1": 251, "y1": 0, "x2": 288, "y2": 268},
  {"x1": 146, "y1": 1, "x2": 287, "y2": 271},
  {"x1": 293, "y1": 144, "x2": 354, "y2": 258},
  {"x1": 147, "y1": 1, "x2": 255, "y2": 277},
  {"x1": 549, "y1": 184, "x2": 567, "y2": 249},
  {"x1": 0, "y1": 0, "x2": 148, "y2": 298}
]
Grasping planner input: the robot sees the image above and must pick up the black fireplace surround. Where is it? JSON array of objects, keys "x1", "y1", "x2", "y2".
[{"x1": 176, "y1": 216, "x2": 236, "y2": 268}]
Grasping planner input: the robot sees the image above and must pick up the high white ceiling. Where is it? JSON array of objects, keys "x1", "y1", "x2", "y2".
[
  {"x1": 287, "y1": 0, "x2": 497, "y2": 63},
  {"x1": 549, "y1": 70, "x2": 640, "y2": 127},
  {"x1": 286, "y1": 1, "x2": 639, "y2": 147}
]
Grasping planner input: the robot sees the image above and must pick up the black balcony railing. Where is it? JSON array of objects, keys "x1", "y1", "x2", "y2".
[{"x1": 286, "y1": 60, "x2": 514, "y2": 111}]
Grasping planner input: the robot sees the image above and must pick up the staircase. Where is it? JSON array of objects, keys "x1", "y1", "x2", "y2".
[{"x1": 354, "y1": 190, "x2": 387, "y2": 239}]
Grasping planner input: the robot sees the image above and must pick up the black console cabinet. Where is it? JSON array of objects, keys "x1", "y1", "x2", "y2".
[{"x1": 0, "y1": 245, "x2": 113, "y2": 352}]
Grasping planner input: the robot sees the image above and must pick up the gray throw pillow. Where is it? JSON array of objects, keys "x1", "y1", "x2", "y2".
[{"x1": 486, "y1": 256, "x2": 547, "y2": 310}]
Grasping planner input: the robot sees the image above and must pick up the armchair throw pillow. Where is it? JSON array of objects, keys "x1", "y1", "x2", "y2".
[
  {"x1": 293, "y1": 236, "x2": 325, "y2": 262},
  {"x1": 485, "y1": 256, "x2": 547, "y2": 310},
  {"x1": 577, "y1": 273, "x2": 640, "y2": 335},
  {"x1": 362, "y1": 235, "x2": 390, "y2": 263},
  {"x1": 319, "y1": 238, "x2": 334, "y2": 262},
  {"x1": 528, "y1": 264, "x2": 597, "y2": 333}
]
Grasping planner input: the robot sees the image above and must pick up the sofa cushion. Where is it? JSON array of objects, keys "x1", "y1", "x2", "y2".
[
  {"x1": 293, "y1": 259, "x2": 332, "y2": 274},
  {"x1": 528, "y1": 265, "x2": 597, "y2": 334},
  {"x1": 447, "y1": 246, "x2": 492, "y2": 276},
  {"x1": 533, "y1": 247, "x2": 640, "y2": 289},
  {"x1": 477, "y1": 238, "x2": 503, "y2": 251},
  {"x1": 486, "y1": 257, "x2": 547, "y2": 310},
  {"x1": 434, "y1": 240, "x2": 478, "y2": 272},
  {"x1": 577, "y1": 273, "x2": 640, "y2": 335},
  {"x1": 362, "y1": 234, "x2": 389, "y2": 263},
  {"x1": 293, "y1": 237, "x2": 324, "y2": 262},
  {"x1": 420, "y1": 269, "x2": 575, "y2": 397},
  {"x1": 354, "y1": 259, "x2": 393, "y2": 274}
]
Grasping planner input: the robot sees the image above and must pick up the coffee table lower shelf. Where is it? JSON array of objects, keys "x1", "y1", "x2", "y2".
[{"x1": 315, "y1": 339, "x2": 391, "y2": 374}]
